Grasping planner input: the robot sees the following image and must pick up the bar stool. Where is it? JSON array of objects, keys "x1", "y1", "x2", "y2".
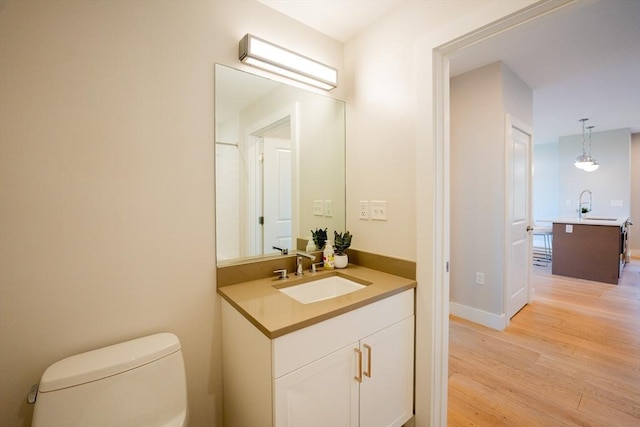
[{"x1": 532, "y1": 226, "x2": 553, "y2": 266}]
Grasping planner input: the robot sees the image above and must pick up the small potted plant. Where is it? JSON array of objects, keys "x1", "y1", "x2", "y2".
[
  {"x1": 333, "y1": 231, "x2": 352, "y2": 269},
  {"x1": 311, "y1": 228, "x2": 328, "y2": 250}
]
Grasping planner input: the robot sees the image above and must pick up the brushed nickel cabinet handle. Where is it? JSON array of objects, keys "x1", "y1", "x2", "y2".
[
  {"x1": 363, "y1": 344, "x2": 372, "y2": 378},
  {"x1": 354, "y1": 348, "x2": 362, "y2": 383}
]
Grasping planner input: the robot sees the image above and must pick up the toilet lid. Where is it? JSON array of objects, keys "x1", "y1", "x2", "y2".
[{"x1": 39, "y1": 333, "x2": 181, "y2": 392}]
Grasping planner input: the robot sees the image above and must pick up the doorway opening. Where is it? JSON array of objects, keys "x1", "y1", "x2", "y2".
[
  {"x1": 244, "y1": 104, "x2": 299, "y2": 258},
  {"x1": 428, "y1": 0, "x2": 578, "y2": 423}
]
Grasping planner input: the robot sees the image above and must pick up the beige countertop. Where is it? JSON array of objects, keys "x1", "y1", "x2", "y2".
[{"x1": 217, "y1": 264, "x2": 416, "y2": 339}]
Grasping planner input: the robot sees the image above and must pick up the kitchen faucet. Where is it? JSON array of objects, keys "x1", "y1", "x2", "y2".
[
  {"x1": 295, "y1": 251, "x2": 316, "y2": 276},
  {"x1": 578, "y1": 189, "x2": 592, "y2": 219}
]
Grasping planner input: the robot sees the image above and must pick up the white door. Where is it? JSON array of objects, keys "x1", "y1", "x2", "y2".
[
  {"x1": 505, "y1": 114, "x2": 533, "y2": 319},
  {"x1": 359, "y1": 316, "x2": 414, "y2": 427},
  {"x1": 274, "y1": 344, "x2": 359, "y2": 427},
  {"x1": 262, "y1": 137, "x2": 292, "y2": 254}
]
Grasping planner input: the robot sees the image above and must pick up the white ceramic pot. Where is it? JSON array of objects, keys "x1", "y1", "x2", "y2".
[{"x1": 334, "y1": 254, "x2": 348, "y2": 269}]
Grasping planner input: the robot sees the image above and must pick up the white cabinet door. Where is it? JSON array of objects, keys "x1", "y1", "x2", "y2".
[
  {"x1": 274, "y1": 344, "x2": 359, "y2": 427},
  {"x1": 359, "y1": 316, "x2": 415, "y2": 427}
]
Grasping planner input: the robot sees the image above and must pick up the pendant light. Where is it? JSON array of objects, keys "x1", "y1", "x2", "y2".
[
  {"x1": 582, "y1": 125, "x2": 600, "y2": 172},
  {"x1": 574, "y1": 118, "x2": 594, "y2": 170}
]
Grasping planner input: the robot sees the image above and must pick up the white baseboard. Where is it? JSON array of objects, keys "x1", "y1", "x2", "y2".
[{"x1": 450, "y1": 302, "x2": 506, "y2": 331}]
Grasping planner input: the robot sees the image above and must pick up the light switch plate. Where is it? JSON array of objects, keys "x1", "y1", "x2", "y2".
[
  {"x1": 371, "y1": 200, "x2": 387, "y2": 221},
  {"x1": 313, "y1": 200, "x2": 323, "y2": 216},
  {"x1": 324, "y1": 200, "x2": 333, "y2": 217}
]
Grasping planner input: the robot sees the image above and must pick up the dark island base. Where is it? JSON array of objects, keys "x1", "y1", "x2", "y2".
[{"x1": 552, "y1": 222, "x2": 624, "y2": 285}]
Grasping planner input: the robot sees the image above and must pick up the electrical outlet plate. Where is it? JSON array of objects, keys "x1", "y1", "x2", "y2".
[
  {"x1": 371, "y1": 200, "x2": 387, "y2": 221},
  {"x1": 359, "y1": 201, "x2": 369, "y2": 220},
  {"x1": 313, "y1": 200, "x2": 323, "y2": 216}
]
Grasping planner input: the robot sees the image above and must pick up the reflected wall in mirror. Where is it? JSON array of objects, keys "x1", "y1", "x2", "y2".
[{"x1": 215, "y1": 64, "x2": 346, "y2": 265}]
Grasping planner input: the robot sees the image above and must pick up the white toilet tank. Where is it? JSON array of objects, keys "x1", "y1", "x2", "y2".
[{"x1": 32, "y1": 333, "x2": 189, "y2": 427}]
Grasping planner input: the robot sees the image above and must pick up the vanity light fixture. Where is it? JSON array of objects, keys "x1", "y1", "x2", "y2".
[
  {"x1": 239, "y1": 34, "x2": 337, "y2": 91},
  {"x1": 574, "y1": 118, "x2": 595, "y2": 170}
]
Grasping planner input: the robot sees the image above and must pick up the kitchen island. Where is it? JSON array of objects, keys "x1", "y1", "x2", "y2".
[{"x1": 552, "y1": 217, "x2": 629, "y2": 284}]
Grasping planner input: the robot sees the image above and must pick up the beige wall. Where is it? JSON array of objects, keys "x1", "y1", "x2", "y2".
[
  {"x1": 345, "y1": 2, "x2": 537, "y2": 423},
  {"x1": 0, "y1": 1, "x2": 343, "y2": 426},
  {"x1": 450, "y1": 62, "x2": 507, "y2": 315}
]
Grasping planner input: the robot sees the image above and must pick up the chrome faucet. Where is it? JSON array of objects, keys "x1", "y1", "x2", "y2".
[
  {"x1": 272, "y1": 246, "x2": 288, "y2": 255},
  {"x1": 296, "y1": 251, "x2": 316, "y2": 276},
  {"x1": 578, "y1": 189, "x2": 592, "y2": 219},
  {"x1": 311, "y1": 262, "x2": 324, "y2": 273},
  {"x1": 273, "y1": 268, "x2": 288, "y2": 280}
]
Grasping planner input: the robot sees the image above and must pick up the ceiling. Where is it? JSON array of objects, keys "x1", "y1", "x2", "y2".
[
  {"x1": 259, "y1": 0, "x2": 640, "y2": 144},
  {"x1": 258, "y1": 0, "x2": 408, "y2": 42}
]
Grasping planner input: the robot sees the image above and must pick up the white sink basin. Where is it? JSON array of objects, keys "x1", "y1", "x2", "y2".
[{"x1": 278, "y1": 275, "x2": 367, "y2": 304}]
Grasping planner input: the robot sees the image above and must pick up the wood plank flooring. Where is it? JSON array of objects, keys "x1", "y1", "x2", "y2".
[{"x1": 448, "y1": 261, "x2": 640, "y2": 426}]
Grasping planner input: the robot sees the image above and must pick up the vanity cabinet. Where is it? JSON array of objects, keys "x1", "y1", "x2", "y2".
[
  {"x1": 221, "y1": 289, "x2": 414, "y2": 427},
  {"x1": 274, "y1": 316, "x2": 414, "y2": 427},
  {"x1": 274, "y1": 343, "x2": 358, "y2": 426}
]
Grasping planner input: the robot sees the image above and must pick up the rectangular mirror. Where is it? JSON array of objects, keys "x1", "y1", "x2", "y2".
[{"x1": 215, "y1": 64, "x2": 346, "y2": 265}]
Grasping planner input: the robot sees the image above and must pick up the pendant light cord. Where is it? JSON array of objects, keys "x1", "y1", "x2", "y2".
[{"x1": 579, "y1": 118, "x2": 588, "y2": 155}]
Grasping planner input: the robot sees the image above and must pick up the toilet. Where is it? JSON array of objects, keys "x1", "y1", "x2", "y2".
[{"x1": 32, "y1": 333, "x2": 189, "y2": 427}]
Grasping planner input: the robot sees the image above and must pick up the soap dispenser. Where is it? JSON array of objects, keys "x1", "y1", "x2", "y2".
[
  {"x1": 306, "y1": 238, "x2": 315, "y2": 252},
  {"x1": 323, "y1": 241, "x2": 335, "y2": 269}
]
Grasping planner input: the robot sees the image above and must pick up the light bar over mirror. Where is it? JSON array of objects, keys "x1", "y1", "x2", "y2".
[{"x1": 239, "y1": 33, "x2": 338, "y2": 91}]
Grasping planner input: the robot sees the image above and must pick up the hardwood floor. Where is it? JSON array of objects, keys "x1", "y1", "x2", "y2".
[{"x1": 448, "y1": 260, "x2": 640, "y2": 426}]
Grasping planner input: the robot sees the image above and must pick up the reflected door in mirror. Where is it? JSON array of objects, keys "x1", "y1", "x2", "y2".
[{"x1": 263, "y1": 137, "x2": 292, "y2": 254}]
